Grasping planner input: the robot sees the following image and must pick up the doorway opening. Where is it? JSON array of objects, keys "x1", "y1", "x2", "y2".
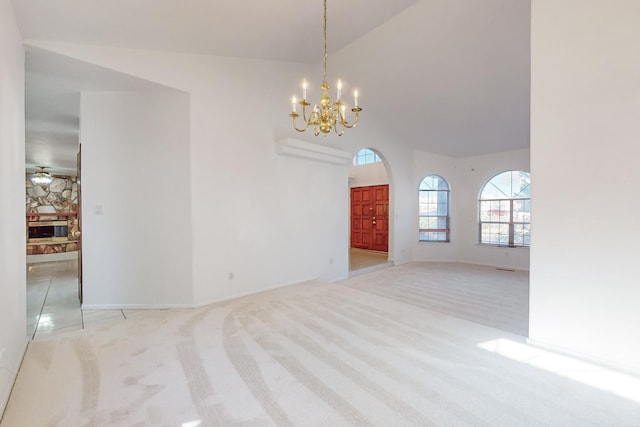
[
  {"x1": 348, "y1": 148, "x2": 391, "y2": 273},
  {"x1": 25, "y1": 163, "x2": 82, "y2": 339}
]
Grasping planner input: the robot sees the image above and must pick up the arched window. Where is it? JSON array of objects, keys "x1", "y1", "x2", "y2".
[
  {"x1": 419, "y1": 175, "x2": 450, "y2": 242},
  {"x1": 354, "y1": 148, "x2": 381, "y2": 165},
  {"x1": 479, "y1": 170, "x2": 530, "y2": 247}
]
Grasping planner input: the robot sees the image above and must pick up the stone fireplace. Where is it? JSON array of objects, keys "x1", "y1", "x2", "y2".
[{"x1": 26, "y1": 175, "x2": 79, "y2": 255}]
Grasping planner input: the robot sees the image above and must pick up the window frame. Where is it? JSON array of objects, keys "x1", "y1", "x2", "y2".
[
  {"x1": 418, "y1": 175, "x2": 450, "y2": 243},
  {"x1": 354, "y1": 148, "x2": 381, "y2": 166},
  {"x1": 478, "y1": 170, "x2": 530, "y2": 247}
]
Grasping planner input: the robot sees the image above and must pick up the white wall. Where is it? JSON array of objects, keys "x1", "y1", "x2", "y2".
[
  {"x1": 413, "y1": 148, "x2": 530, "y2": 270},
  {"x1": 530, "y1": 0, "x2": 640, "y2": 371},
  {"x1": 349, "y1": 161, "x2": 389, "y2": 188},
  {"x1": 27, "y1": 42, "x2": 417, "y2": 307},
  {"x1": 25, "y1": 42, "x2": 530, "y2": 315},
  {"x1": 80, "y1": 91, "x2": 193, "y2": 308},
  {"x1": 0, "y1": 0, "x2": 26, "y2": 413}
]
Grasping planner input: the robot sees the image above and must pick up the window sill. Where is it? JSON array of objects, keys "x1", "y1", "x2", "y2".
[{"x1": 478, "y1": 243, "x2": 529, "y2": 249}]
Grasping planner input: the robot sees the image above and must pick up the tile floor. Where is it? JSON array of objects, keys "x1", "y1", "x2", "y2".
[
  {"x1": 349, "y1": 248, "x2": 389, "y2": 271},
  {"x1": 27, "y1": 260, "x2": 128, "y2": 340}
]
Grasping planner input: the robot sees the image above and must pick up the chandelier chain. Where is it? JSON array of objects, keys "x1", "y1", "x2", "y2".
[{"x1": 323, "y1": 0, "x2": 327, "y2": 83}]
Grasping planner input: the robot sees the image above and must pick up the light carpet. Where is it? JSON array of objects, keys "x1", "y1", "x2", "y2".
[
  {"x1": 343, "y1": 262, "x2": 529, "y2": 336},
  {"x1": 2, "y1": 263, "x2": 640, "y2": 426}
]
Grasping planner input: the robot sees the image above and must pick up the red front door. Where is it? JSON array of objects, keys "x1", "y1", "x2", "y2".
[
  {"x1": 350, "y1": 185, "x2": 388, "y2": 252},
  {"x1": 371, "y1": 185, "x2": 389, "y2": 252},
  {"x1": 350, "y1": 186, "x2": 371, "y2": 249}
]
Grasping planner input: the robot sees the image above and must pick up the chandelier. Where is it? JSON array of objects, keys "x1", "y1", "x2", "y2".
[
  {"x1": 289, "y1": 0, "x2": 362, "y2": 136},
  {"x1": 30, "y1": 166, "x2": 53, "y2": 186}
]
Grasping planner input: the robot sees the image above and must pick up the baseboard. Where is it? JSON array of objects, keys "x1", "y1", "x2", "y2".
[
  {"x1": 0, "y1": 336, "x2": 29, "y2": 421},
  {"x1": 193, "y1": 276, "x2": 320, "y2": 309},
  {"x1": 407, "y1": 258, "x2": 529, "y2": 272},
  {"x1": 526, "y1": 338, "x2": 640, "y2": 377},
  {"x1": 409, "y1": 257, "x2": 459, "y2": 264},
  {"x1": 82, "y1": 277, "x2": 323, "y2": 311},
  {"x1": 80, "y1": 303, "x2": 193, "y2": 310},
  {"x1": 457, "y1": 259, "x2": 529, "y2": 272}
]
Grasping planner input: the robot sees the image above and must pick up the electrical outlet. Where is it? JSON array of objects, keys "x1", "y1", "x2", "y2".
[{"x1": 228, "y1": 272, "x2": 234, "y2": 280}]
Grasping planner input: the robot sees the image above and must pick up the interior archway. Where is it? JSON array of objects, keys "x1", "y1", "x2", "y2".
[{"x1": 348, "y1": 148, "x2": 393, "y2": 274}]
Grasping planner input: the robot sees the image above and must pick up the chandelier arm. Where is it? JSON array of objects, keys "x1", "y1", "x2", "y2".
[
  {"x1": 341, "y1": 109, "x2": 361, "y2": 129},
  {"x1": 293, "y1": 120, "x2": 310, "y2": 133},
  {"x1": 293, "y1": 123, "x2": 309, "y2": 133},
  {"x1": 290, "y1": 113, "x2": 311, "y2": 133}
]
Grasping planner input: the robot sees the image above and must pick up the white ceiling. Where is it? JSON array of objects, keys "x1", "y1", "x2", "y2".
[
  {"x1": 343, "y1": 0, "x2": 531, "y2": 157},
  {"x1": 13, "y1": 0, "x2": 531, "y2": 173},
  {"x1": 13, "y1": 0, "x2": 418, "y2": 63}
]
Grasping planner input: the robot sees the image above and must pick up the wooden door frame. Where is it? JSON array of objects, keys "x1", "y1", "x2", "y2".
[{"x1": 77, "y1": 145, "x2": 83, "y2": 303}]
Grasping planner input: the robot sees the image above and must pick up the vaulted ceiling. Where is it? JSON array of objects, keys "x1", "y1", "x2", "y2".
[{"x1": 12, "y1": 0, "x2": 530, "y2": 174}]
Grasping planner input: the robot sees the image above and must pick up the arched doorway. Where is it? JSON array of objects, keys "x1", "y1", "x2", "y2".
[{"x1": 348, "y1": 148, "x2": 390, "y2": 272}]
